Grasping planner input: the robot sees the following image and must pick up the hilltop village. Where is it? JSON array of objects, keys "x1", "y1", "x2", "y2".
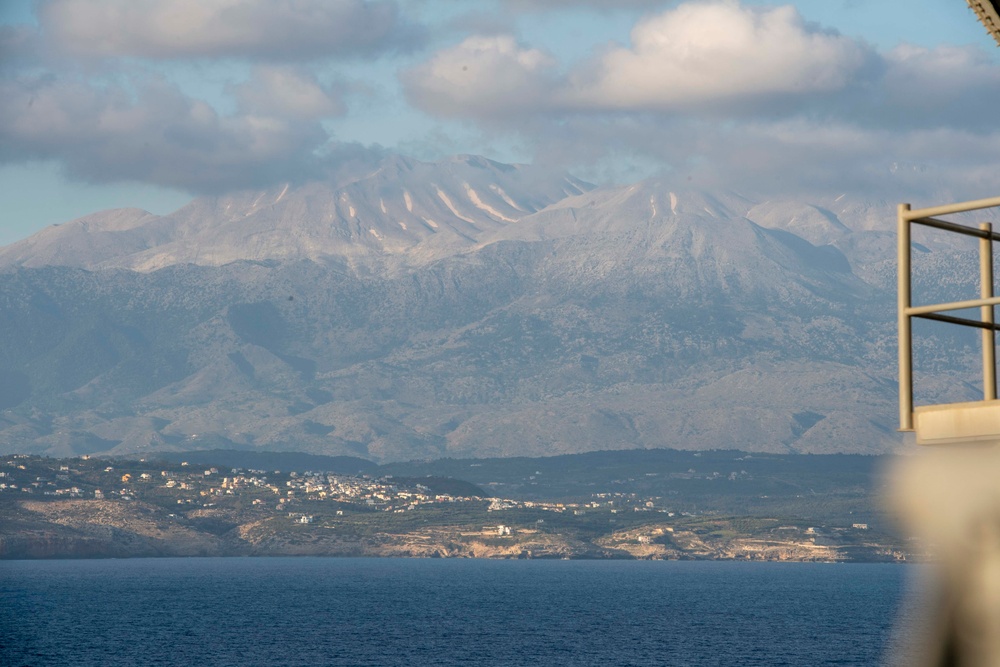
[
  {"x1": 0, "y1": 454, "x2": 671, "y2": 520},
  {"x1": 0, "y1": 454, "x2": 909, "y2": 562}
]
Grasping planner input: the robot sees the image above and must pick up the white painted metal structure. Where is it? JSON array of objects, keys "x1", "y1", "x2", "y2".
[
  {"x1": 967, "y1": 0, "x2": 1000, "y2": 45},
  {"x1": 898, "y1": 196, "x2": 1000, "y2": 443},
  {"x1": 886, "y1": 9, "x2": 1000, "y2": 666}
]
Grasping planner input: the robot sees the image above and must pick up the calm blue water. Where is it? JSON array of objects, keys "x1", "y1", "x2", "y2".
[{"x1": 1, "y1": 559, "x2": 919, "y2": 666}]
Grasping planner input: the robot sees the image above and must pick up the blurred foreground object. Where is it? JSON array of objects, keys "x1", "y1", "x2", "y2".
[
  {"x1": 967, "y1": 0, "x2": 1000, "y2": 46},
  {"x1": 894, "y1": 196, "x2": 1000, "y2": 664},
  {"x1": 891, "y1": 6, "x2": 1000, "y2": 663},
  {"x1": 890, "y1": 447, "x2": 1000, "y2": 666}
]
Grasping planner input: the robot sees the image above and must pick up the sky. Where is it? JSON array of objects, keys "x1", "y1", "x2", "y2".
[{"x1": 1, "y1": 0, "x2": 999, "y2": 246}]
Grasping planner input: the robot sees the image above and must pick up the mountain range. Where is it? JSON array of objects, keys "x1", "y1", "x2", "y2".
[{"x1": 0, "y1": 153, "x2": 991, "y2": 461}]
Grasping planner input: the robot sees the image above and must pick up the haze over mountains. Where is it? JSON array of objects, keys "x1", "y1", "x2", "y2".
[{"x1": 0, "y1": 154, "x2": 990, "y2": 461}]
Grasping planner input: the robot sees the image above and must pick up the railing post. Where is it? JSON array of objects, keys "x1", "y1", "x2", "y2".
[
  {"x1": 981, "y1": 222, "x2": 996, "y2": 401},
  {"x1": 899, "y1": 204, "x2": 913, "y2": 430}
]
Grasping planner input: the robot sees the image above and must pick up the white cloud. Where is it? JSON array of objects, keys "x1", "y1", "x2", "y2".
[
  {"x1": 718, "y1": 121, "x2": 1000, "y2": 197},
  {"x1": 873, "y1": 44, "x2": 1000, "y2": 131},
  {"x1": 563, "y1": 2, "x2": 871, "y2": 110},
  {"x1": 232, "y1": 66, "x2": 346, "y2": 120},
  {"x1": 398, "y1": 1, "x2": 1000, "y2": 199},
  {"x1": 402, "y1": 35, "x2": 557, "y2": 118},
  {"x1": 0, "y1": 2, "x2": 387, "y2": 194},
  {"x1": 4, "y1": 0, "x2": 1000, "y2": 202},
  {"x1": 38, "y1": 0, "x2": 417, "y2": 60},
  {"x1": 0, "y1": 74, "x2": 332, "y2": 191},
  {"x1": 404, "y1": 2, "x2": 873, "y2": 118},
  {"x1": 518, "y1": 113, "x2": 1000, "y2": 199}
]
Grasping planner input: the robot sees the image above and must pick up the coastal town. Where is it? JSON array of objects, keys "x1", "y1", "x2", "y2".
[
  {"x1": 0, "y1": 453, "x2": 681, "y2": 519},
  {"x1": 0, "y1": 453, "x2": 911, "y2": 562}
]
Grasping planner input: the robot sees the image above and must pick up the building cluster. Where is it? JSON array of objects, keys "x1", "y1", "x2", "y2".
[
  {"x1": 210, "y1": 470, "x2": 480, "y2": 513},
  {"x1": 1, "y1": 457, "x2": 490, "y2": 514},
  {"x1": 0, "y1": 457, "x2": 84, "y2": 497},
  {"x1": 1, "y1": 456, "x2": 680, "y2": 522}
]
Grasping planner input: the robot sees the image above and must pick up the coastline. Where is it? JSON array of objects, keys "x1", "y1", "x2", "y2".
[{"x1": 0, "y1": 498, "x2": 913, "y2": 562}]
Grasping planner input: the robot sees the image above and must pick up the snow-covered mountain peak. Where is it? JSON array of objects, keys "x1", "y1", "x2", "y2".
[{"x1": 0, "y1": 155, "x2": 593, "y2": 272}]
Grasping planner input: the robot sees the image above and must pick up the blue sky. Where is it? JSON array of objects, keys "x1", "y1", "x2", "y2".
[{"x1": 1, "y1": 0, "x2": 999, "y2": 246}]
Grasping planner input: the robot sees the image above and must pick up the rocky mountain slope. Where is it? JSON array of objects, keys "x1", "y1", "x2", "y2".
[{"x1": 0, "y1": 154, "x2": 990, "y2": 460}]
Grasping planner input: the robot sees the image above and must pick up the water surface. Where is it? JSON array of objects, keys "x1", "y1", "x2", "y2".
[{"x1": 1, "y1": 559, "x2": 919, "y2": 666}]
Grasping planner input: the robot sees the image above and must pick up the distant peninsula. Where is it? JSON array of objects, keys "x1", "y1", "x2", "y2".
[{"x1": 0, "y1": 449, "x2": 913, "y2": 562}]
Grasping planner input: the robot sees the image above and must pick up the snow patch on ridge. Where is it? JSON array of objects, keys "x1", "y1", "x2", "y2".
[
  {"x1": 5, "y1": 155, "x2": 609, "y2": 274},
  {"x1": 465, "y1": 183, "x2": 517, "y2": 222},
  {"x1": 422, "y1": 218, "x2": 439, "y2": 230},
  {"x1": 369, "y1": 229, "x2": 383, "y2": 240},
  {"x1": 650, "y1": 196, "x2": 657, "y2": 218},
  {"x1": 489, "y1": 184, "x2": 525, "y2": 212},
  {"x1": 435, "y1": 186, "x2": 477, "y2": 224},
  {"x1": 669, "y1": 192, "x2": 678, "y2": 214},
  {"x1": 275, "y1": 183, "x2": 289, "y2": 204},
  {"x1": 247, "y1": 191, "x2": 266, "y2": 215},
  {"x1": 564, "y1": 177, "x2": 584, "y2": 195}
]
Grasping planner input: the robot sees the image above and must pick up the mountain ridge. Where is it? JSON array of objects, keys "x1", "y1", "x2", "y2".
[
  {"x1": 0, "y1": 154, "x2": 592, "y2": 273},
  {"x1": 0, "y1": 154, "x2": 987, "y2": 461}
]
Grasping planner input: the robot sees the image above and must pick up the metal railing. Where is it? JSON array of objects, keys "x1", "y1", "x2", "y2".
[{"x1": 898, "y1": 196, "x2": 1000, "y2": 431}]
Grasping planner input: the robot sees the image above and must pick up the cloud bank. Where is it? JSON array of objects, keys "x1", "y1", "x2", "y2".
[
  {"x1": 38, "y1": 0, "x2": 418, "y2": 60},
  {"x1": 0, "y1": 74, "x2": 329, "y2": 191},
  {"x1": 0, "y1": 0, "x2": 413, "y2": 193},
  {"x1": 1, "y1": 0, "x2": 999, "y2": 201},
  {"x1": 401, "y1": 1, "x2": 1000, "y2": 197},
  {"x1": 232, "y1": 66, "x2": 347, "y2": 120},
  {"x1": 404, "y1": 3, "x2": 876, "y2": 117},
  {"x1": 402, "y1": 35, "x2": 558, "y2": 118},
  {"x1": 563, "y1": 3, "x2": 871, "y2": 111}
]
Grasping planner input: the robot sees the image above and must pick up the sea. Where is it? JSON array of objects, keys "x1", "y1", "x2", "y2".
[{"x1": 1, "y1": 559, "x2": 925, "y2": 667}]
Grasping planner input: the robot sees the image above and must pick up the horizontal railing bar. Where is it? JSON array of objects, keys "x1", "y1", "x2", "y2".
[
  {"x1": 907, "y1": 295, "x2": 1000, "y2": 316},
  {"x1": 902, "y1": 196, "x2": 1000, "y2": 220},
  {"x1": 911, "y1": 216, "x2": 1000, "y2": 242},
  {"x1": 914, "y1": 312, "x2": 1000, "y2": 331}
]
